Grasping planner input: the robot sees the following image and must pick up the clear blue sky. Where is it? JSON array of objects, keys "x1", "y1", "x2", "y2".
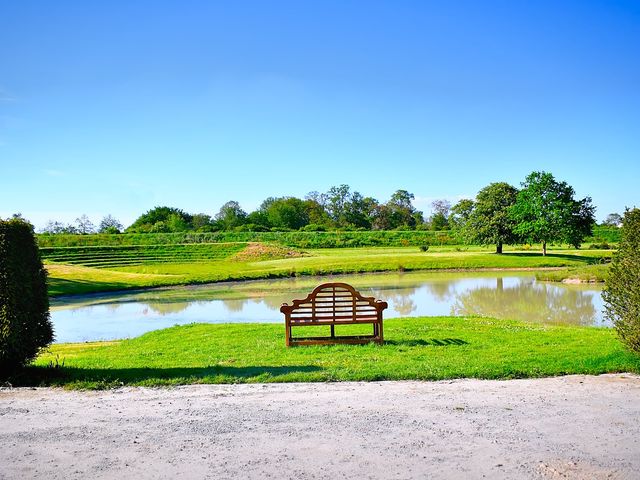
[{"x1": 1, "y1": 0, "x2": 638, "y2": 228}]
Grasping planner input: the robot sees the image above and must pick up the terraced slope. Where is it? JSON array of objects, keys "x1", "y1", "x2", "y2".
[{"x1": 40, "y1": 242, "x2": 247, "y2": 269}]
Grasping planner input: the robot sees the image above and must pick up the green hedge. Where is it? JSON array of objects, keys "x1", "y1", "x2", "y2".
[
  {"x1": 1, "y1": 219, "x2": 53, "y2": 376},
  {"x1": 587, "y1": 225, "x2": 621, "y2": 243},
  {"x1": 37, "y1": 230, "x2": 461, "y2": 248},
  {"x1": 603, "y1": 209, "x2": 640, "y2": 353}
]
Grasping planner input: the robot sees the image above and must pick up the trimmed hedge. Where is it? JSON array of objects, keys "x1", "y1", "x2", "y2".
[
  {"x1": 1, "y1": 219, "x2": 53, "y2": 375},
  {"x1": 37, "y1": 230, "x2": 461, "y2": 248},
  {"x1": 603, "y1": 209, "x2": 640, "y2": 353}
]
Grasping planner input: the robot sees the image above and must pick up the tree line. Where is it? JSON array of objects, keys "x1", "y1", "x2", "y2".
[{"x1": 40, "y1": 171, "x2": 609, "y2": 255}]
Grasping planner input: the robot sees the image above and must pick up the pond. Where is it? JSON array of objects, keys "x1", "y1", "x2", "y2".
[{"x1": 50, "y1": 271, "x2": 607, "y2": 343}]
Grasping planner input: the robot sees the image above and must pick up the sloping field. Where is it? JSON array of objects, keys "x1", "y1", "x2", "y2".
[{"x1": 40, "y1": 242, "x2": 247, "y2": 268}]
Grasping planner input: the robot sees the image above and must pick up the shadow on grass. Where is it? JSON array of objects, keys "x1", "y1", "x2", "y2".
[
  {"x1": 47, "y1": 277, "x2": 134, "y2": 297},
  {"x1": 386, "y1": 338, "x2": 468, "y2": 347},
  {"x1": 502, "y1": 252, "x2": 604, "y2": 263},
  {"x1": 10, "y1": 364, "x2": 323, "y2": 387}
]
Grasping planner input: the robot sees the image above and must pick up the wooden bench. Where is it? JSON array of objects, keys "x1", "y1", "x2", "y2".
[{"x1": 280, "y1": 282, "x2": 388, "y2": 346}]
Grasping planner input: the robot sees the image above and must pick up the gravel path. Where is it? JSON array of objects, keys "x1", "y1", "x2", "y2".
[{"x1": 1, "y1": 374, "x2": 639, "y2": 479}]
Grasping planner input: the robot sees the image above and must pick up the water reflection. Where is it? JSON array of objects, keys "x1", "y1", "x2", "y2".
[
  {"x1": 451, "y1": 277, "x2": 598, "y2": 326},
  {"x1": 50, "y1": 272, "x2": 606, "y2": 343}
]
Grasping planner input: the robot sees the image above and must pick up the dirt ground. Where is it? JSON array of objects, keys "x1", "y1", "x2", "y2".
[{"x1": 1, "y1": 374, "x2": 639, "y2": 479}]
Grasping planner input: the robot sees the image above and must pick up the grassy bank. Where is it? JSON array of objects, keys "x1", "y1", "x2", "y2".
[
  {"x1": 21, "y1": 316, "x2": 639, "y2": 389},
  {"x1": 45, "y1": 246, "x2": 612, "y2": 296},
  {"x1": 535, "y1": 264, "x2": 610, "y2": 283}
]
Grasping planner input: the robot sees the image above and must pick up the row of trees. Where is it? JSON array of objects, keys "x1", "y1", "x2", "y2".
[
  {"x1": 451, "y1": 172, "x2": 595, "y2": 255},
  {"x1": 124, "y1": 187, "x2": 428, "y2": 233},
  {"x1": 39, "y1": 171, "x2": 601, "y2": 254}
]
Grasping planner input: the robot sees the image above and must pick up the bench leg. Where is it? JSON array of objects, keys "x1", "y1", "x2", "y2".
[
  {"x1": 285, "y1": 323, "x2": 292, "y2": 347},
  {"x1": 330, "y1": 324, "x2": 335, "y2": 338}
]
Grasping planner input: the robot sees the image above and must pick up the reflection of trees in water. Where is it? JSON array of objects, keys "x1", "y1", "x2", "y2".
[
  {"x1": 368, "y1": 286, "x2": 418, "y2": 316},
  {"x1": 451, "y1": 278, "x2": 597, "y2": 325},
  {"x1": 221, "y1": 299, "x2": 248, "y2": 313},
  {"x1": 262, "y1": 295, "x2": 293, "y2": 310},
  {"x1": 104, "y1": 303, "x2": 122, "y2": 312},
  {"x1": 144, "y1": 302, "x2": 190, "y2": 315},
  {"x1": 424, "y1": 281, "x2": 456, "y2": 302}
]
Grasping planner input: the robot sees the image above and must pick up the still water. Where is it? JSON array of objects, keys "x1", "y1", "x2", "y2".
[{"x1": 50, "y1": 271, "x2": 607, "y2": 343}]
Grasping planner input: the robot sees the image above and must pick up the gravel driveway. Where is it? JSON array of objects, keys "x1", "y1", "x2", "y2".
[{"x1": 1, "y1": 374, "x2": 639, "y2": 479}]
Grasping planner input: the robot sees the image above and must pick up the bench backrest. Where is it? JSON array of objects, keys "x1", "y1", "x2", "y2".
[{"x1": 280, "y1": 282, "x2": 388, "y2": 324}]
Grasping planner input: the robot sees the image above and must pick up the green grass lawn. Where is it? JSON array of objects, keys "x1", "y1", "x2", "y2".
[
  {"x1": 22, "y1": 316, "x2": 639, "y2": 389},
  {"x1": 46, "y1": 244, "x2": 612, "y2": 296}
]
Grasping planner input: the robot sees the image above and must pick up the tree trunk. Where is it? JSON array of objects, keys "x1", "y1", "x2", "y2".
[
  {"x1": 496, "y1": 242, "x2": 503, "y2": 254},
  {"x1": 543, "y1": 241, "x2": 547, "y2": 256}
]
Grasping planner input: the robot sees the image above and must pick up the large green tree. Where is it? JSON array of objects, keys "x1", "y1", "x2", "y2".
[
  {"x1": 215, "y1": 201, "x2": 247, "y2": 230},
  {"x1": 603, "y1": 208, "x2": 640, "y2": 353},
  {"x1": 468, "y1": 182, "x2": 519, "y2": 254},
  {"x1": 386, "y1": 190, "x2": 421, "y2": 229},
  {"x1": 127, "y1": 206, "x2": 193, "y2": 233},
  {"x1": 429, "y1": 199, "x2": 451, "y2": 231},
  {"x1": 450, "y1": 198, "x2": 475, "y2": 242},
  {"x1": 510, "y1": 171, "x2": 595, "y2": 255},
  {"x1": 262, "y1": 197, "x2": 309, "y2": 230}
]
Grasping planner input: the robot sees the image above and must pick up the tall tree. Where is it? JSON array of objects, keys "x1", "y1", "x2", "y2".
[
  {"x1": 75, "y1": 214, "x2": 95, "y2": 234},
  {"x1": 510, "y1": 171, "x2": 595, "y2": 255},
  {"x1": 603, "y1": 213, "x2": 623, "y2": 227},
  {"x1": 386, "y1": 190, "x2": 420, "y2": 229},
  {"x1": 215, "y1": 201, "x2": 247, "y2": 230},
  {"x1": 127, "y1": 206, "x2": 192, "y2": 233},
  {"x1": 429, "y1": 199, "x2": 452, "y2": 231},
  {"x1": 344, "y1": 192, "x2": 378, "y2": 229},
  {"x1": 325, "y1": 184, "x2": 351, "y2": 227},
  {"x1": 263, "y1": 197, "x2": 309, "y2": 230},
  {"x1": 467, "y1": 183, "x2": 519, "y2": 254},
  {"x1": 98, "y1": 214, "x2": 124, "y2": 234},
  {"x1": 450, "y1": 199, "x2": 475, "y2": 242}
]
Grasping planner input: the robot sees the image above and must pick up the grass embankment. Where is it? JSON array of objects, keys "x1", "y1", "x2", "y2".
[
  {"x1": 23, "y1": 316, "x2": 639, "y2": 389},
  {"x1": 535, "y1": 264, "x2": 610, "y2": 283},
  {"x1": 44, "y1": 245, "x2": 612, "y2": 296}
]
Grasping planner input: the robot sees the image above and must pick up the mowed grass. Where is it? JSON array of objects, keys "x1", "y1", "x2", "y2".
[
  {"x1": 46, "y1": 244, "x2": 612, "y2": 296},
  {"x1": 23, "y1": 316, "x2": 639, "y2": 389}
]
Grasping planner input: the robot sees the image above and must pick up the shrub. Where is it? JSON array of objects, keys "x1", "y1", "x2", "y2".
[
  {"x1": 419, "y1": 245, "x2": 429, "y2": 252},
  {"x1": 603, "y1": 208, "x2": 640, "y2": 353},
  {"x1": 1, "y1": 218, "x2": 53, "y2": 376},
  {"x1": 302, "y1": 224, "x2": 327, "y2": 232}
]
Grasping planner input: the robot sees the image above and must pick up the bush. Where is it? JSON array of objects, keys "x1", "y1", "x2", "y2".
[
  {"x1": 302, "y1": 224, "x2": 327, "y2": 232},
  {"x1": 603, "y1": 208, "x2": 640, "y2": 353},
  {"x1": 419, "y1": 245, "x2": 429, "y2": 252},
  {"x1": 1, "y1": 218, "x2": 53, "y2": 376}
]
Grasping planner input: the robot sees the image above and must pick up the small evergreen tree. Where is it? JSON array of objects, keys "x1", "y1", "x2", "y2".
[
  {"x1": 603, "y1": 208, "x2": 640, "y2": 353},
  {"x1": 0, "y1": 218, "x2": 53, "y2": 376}
]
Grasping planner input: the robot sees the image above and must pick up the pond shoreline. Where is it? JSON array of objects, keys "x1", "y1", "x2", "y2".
[{"x1": 50, "y1": 266, "x2": 567, "y2": 301}]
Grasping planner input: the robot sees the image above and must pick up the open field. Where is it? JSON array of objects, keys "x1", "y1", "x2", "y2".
[
  {"x1": 45, "y1": 244, "x2": 612, "y2": 296},
  {"x1": 18, "y1": 316, "x2": 639, "y2": 389}
]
